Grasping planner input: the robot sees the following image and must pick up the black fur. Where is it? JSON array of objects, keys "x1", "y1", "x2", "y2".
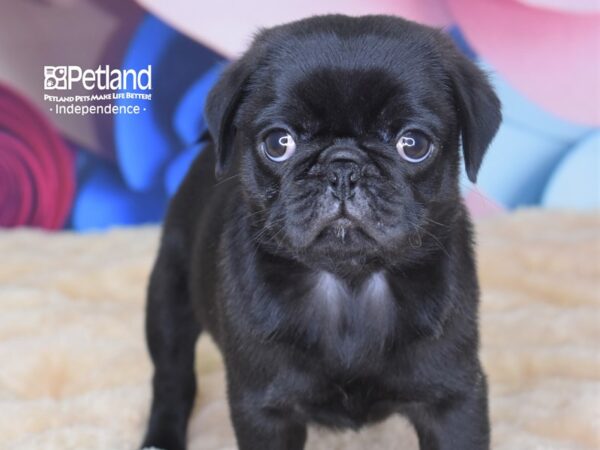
[{"x1": 142, "y1": 15, "x2": 501, "y2": 450}]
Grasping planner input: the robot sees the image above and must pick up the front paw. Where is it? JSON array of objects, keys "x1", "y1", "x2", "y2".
[{"x1": 141, "y1": 428, "x2": 186, "y2": 450}]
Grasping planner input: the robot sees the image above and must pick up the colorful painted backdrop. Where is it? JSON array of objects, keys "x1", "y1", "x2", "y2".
[{"x1": 0, "y1": 0, "x2": 598, "y2": 230}]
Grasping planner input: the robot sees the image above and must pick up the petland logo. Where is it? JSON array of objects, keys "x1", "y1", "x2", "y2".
[
  {"x1": 43, "y1": 65, "x2": 152, "y2": 116},
  {"x1": 44, "y1": 65, "x2": 152, "y2": 91}
]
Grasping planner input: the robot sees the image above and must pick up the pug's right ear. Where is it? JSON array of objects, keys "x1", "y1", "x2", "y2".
[{"x1": 203, "y1": 58, "x2": 251, "y2": 179}]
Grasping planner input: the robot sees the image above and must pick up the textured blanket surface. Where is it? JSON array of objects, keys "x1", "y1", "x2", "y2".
[{"x1": 1, "y1": 210, "x2": 598, "y2": 450}]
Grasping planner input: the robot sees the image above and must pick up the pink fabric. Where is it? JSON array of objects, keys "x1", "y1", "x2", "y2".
[
  {"x1": 135, "y1": 0, "x2": 451, "y2": 58},
  {"x1": 465, "y1": 187, "x2": 506, "y2": 219},
  {"x1": 0, "y1": 84, "x2": 75, "y2": 228},
  {"x1": 446, "y1": 0, "x2": 600, "y2": 126},
  {"x1": 515, "y1": 0, "x2": 600, "y2": 13}
]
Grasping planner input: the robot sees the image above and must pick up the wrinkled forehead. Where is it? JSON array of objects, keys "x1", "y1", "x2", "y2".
[{"x1": 249, "y1": 34, "x2": 452, "y2": 137}]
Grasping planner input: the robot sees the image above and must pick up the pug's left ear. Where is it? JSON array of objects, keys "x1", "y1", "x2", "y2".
[{"x1": 448, "y1": 50, "x2": 502, "y2": 183}]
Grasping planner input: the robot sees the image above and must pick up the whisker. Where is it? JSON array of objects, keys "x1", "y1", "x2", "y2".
[
  {"x1": 213, "y1": 173, "x2": 241, "y2": 187},
  {"x1": 413, "y1": 223, "x2": 450, "y2": 257},
  {"x1": 421, "y1": 216, "x2": 451, "y2": 230},
  {"x1": 250, "y1": 216, "x2": 287, "y2": 244}
]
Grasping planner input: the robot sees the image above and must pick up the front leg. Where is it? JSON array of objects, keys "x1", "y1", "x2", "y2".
[
  {"x1": 141, "y1": 250, "x2": 201, "y2": 450},
  {"x1": 225, "y1": 365, "x2": 307, "y2": 450},
  {"x1": 228, "y1": 393, "x2": 307, "y2": 450},
  {"x1": 408, "y1": 374, "x2": 490, "y2": 450}
]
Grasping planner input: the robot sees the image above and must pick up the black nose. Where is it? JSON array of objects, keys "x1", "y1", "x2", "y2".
[{"x1": 328, "y1": 161, "x2": 360, "y2": 200}]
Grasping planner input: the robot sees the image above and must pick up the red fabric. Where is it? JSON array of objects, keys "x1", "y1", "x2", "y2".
[{"x1": 0, "y1": 84, "x2": 75, "y2": 228}]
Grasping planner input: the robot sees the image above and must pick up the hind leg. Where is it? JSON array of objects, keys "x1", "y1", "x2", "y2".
[{"x1": 141, "y1": 250, "x2": 201, "y2": 450}]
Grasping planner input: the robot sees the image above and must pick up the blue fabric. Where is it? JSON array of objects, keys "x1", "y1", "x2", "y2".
[
  {"x1": 543, "y1": 131, "x2": 600, "y2": 210},
  {"x1": 72, "y1": 159, "x2": 166, "y2": 230},
  {"x1": 174, "y1": 63, "x2": 225, "y2": 145},
  {"x1": 115, "y1": 14, "x2": 224, "y2": 191},
  {"x1": 165, "y1": 144, "x2": 202, "y2": 196},
  {"x1": 471, "y1": 60, "x2": 596, "y2": 208}
]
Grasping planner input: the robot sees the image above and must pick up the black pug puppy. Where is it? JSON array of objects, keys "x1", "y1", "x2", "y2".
[{"x1": 141, "y1": 14, "x2": 501, "y2": 450}]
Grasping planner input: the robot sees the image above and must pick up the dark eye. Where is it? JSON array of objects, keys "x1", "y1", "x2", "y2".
[
  {"x1": 396, "y1": 130, "x2": 433, "y2": 163},
  {"x1": 262, "y1": 129, "x2": 296, "y2": 162}
]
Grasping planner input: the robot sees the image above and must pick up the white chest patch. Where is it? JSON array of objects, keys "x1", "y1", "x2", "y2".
[
  {"x1": 313, "y1": 272, "x2": 349, "y2": 318},
  {"x1": 308, "y1": 271, "x2": 397, "y2": 369},
  {"x1": 360, "y1": 272, "x2": 392, "y2": 304},
  {"x1": 310, "y1": 271, "x2": 394, "y2": 325}
]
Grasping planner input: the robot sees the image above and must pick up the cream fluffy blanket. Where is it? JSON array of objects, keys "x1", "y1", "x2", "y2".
[{"x1": 1, "y1": 210, "x2": 599, "y2": 450}]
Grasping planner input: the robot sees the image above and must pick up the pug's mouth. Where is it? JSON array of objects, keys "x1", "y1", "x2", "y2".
[{"x1": 313, "y1": 214, "x2": 375, "y2": 245}]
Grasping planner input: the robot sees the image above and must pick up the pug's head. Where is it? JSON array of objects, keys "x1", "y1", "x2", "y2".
[{"x1": 204, "y1": 15, "x2": 501, "y2": 272}]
